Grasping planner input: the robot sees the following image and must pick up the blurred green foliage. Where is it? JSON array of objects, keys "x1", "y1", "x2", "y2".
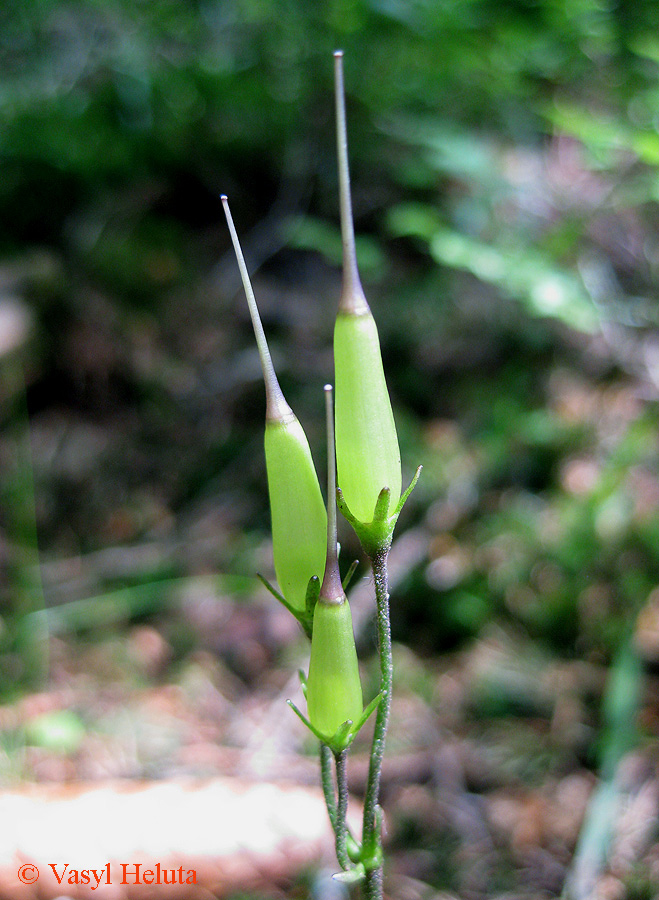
[
  {"x1": 3, "y1": 0, "x2": 659, "y2": 676},
  {"x1": 2, "y1": 0, "x2": 659, "y2": 335}
]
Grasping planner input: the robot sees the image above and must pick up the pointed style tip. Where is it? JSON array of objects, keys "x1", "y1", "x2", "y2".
[
  {"x1": 333, "y1": 48, "x2": 369, "y2": 317},
  {"x1": 221, "y1": 193, "x2": 291, "y2": 421}
]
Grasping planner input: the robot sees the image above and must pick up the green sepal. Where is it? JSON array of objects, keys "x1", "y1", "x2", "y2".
[
  {"x1": 287, "y1": 700, "x2": 332, "y2": 744},
  {"x1": 396, "y1": 464, "x2": 423, "y2": 515},
  {"x1": 304, "y1": 575, "x2": 321, "y2": 631},
  {"x1": 361, "y1": 843, "x2": 384, "y2": 873},
  {"x1": 257, "y1": 573, "x2": 298, "y2": 616},
  {"x1": 287, "y1": 690, "x2": 383, "y2": 755},
  {"x1": 342, "y1": 559, "x2": 359, "y2": 591},
  {"x1": 298, "y1": 669, "x2": 308, "y2": 698},
  {"x1": 346, "y1": 832, "x2": 362, "y2": 863},
  {"x1": 332, "y1": 718, "x2": 354, "y2": 750},
  {"x1": 337, "y1": 465, "x2": 422, "y2": 558},
  {"x1": 355, "y1": 689, "x2": 385, "y2": 734},
  {"x1": 332, "y1": 864, "x2": 366, "y2": 885},
  {"x1": 258, "y1": 572, "x2": 319, "y2": 639}
]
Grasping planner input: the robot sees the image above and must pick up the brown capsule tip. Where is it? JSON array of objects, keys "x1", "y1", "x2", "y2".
[
  {"x1": 318, "y1": 585, "x2": 347, "y2": 606},
  {"x1": 265, "y1": 396, "x2": 295, "y2": 424},
  {"x1": 320, "y1": 558, "x2": 344, "y2": 599},
  {"x1": 339, "y1": 279, "x2": 370, "y2": 316}
]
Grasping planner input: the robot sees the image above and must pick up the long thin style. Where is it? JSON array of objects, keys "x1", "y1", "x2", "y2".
[
  {"x1": 221, "y1": 195, "x2": 291, "y2": 421},
  {"x1": 320, "y1": 385, "x2": 343, "y2": 600},
  {"x1": 324, "y1": 385, "x2": 339, "y2": 569},
  {"x1": 333, "y1": 51, "x2": 368, "y2": 315}
]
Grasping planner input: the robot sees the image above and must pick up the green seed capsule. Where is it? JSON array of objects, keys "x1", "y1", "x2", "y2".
[
  {"x1": 222, "y1": 196, "x2": 326, "y2": 615},
  {"x1": 307, "y1": 596, "x2": 363, "y2": 737},
  {"x1": 334, "y1": 310, "x2": 401, "y2": 523},
  {"x1": 332, "y1": 52, "x2": 401, "y2": 525},
  {"x1": 306, "y1": 384, "x2": 363, "y2": 737},
  {"x1": 265, "y1": 416, "x2": 327, "y2": 613}
]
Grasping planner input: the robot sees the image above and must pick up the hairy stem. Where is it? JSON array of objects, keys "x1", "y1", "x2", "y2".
[
  {"x1": 334, "y1": 749, "x2": 350, "y2": 870},
  {"x1": 362, "y1": 547, "x2": 391, "y2": 898},
  {"x1": 320, "y1": 742, "x2": 336, "y2": 829},
  {"x1": 365, "y1": 865, "x2": 384, "y2": 900}
]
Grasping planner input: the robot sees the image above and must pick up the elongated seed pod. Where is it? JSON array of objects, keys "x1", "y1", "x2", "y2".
[
  {"x1": 307, "y1": 386, "x2": 363, "y2": 736},
  {"x1": 332, "y1": 51, "x2": 401, "y2": 524},
  {"x1": 334, "y1": 310, "x2": 401, "y2": 523},
  {"x1": 222, "y1": 196, "x2": 327, "y2": 613},
  {"x1": 264, "y1": 416, "x2": 327, "y2": 612}
]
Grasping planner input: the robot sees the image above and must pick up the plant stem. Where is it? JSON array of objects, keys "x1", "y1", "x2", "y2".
[
  {"x1": 320, "y1": 742, "x2": 337, "y2": 829},
  {"x1": 334, "y1": 749, "x2": 350, "y2": 870},
  {"x1": 316, "y1": 533, "x2": 398, "y2": 893},
  {"x1": 321, "y1": 743, "x2": 353, "y2": 871},
  {"x1": 362, "y1": 546, "x2": 392, "y2": 899}
]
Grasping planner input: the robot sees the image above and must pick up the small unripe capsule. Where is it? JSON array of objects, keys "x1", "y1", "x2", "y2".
[
  {"x1": 222, "y1": 196, "x2": 327, "y2": 614},
  {"x1": 306, "y1": 385, "x2": 363, "y2": 737},
  {"x1": 332, "y1": 52, "x2": 401, "y2": 525},
  {"x1": 307, "y1": 596, "x2": 363, "y2": 737}
]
